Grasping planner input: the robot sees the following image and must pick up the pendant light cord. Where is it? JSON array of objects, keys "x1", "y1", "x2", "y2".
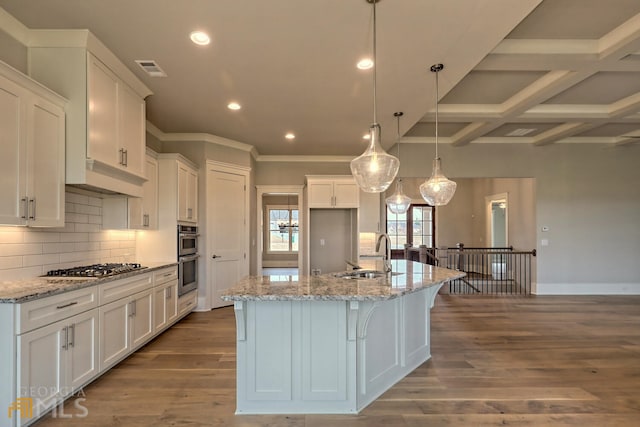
[
  {"x1": 372, "y1": 0, "x2": 378, "y2": 125},
  {"x1": 435, "y1": 67, "x2": 439, "y2": 159}
]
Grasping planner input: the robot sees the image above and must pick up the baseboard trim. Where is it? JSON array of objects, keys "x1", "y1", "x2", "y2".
[{"x1": 534, "y1": 282, "x2": 640, "y2": 295}]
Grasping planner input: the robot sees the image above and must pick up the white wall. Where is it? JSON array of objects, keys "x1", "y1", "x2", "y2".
[{"x1": 0, "y1": 189, "x2": 137, "y2": 281}]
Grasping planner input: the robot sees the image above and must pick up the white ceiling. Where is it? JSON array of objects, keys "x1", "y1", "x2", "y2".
[{"x1": 2, "y1": 0, "x2": 640, "y2": 154}]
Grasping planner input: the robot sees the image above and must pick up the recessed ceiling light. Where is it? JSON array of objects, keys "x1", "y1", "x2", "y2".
[
  {"x1": 190, "y1": 31, "x2": 210, "y2": 45},
  {"x1": 362, "y1": 133, "x2": 370, "y2": 140},
  {"x1": 357, "y1": 58, "x2": 373, "y2": 70},
  {"x1": 227, "y1": 102, "x2": 241, "y2": 110},
  {"x1": 285, "y1": 133, "x2": 295, "y2": 140}
]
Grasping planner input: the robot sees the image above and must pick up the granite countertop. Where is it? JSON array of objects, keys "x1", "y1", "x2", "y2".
[
  {"x1": 221, "y1": 259, "x2": 465, "y2": 302},
  {"x1": 0, "y1": 262, "x2": 178, "y2": 304}
]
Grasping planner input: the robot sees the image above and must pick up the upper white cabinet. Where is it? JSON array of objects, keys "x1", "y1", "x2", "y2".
[
  {"x1": 158, "y1": 154, "x2": 199, "y2": 224},
  {"x1": 0, "y1": 61, "x2": 66, "y2": 227},
  {"x1": 178, "y1": 161, "x2": 198, "y2": 223},
  {"x1": 306, "y1": 176, "x2": 359, "y2": 208},
  {"x1": 102, "y1": 151, "x2": 158, "y2": 230},
  {"x1": 359, "y1": 190, "x2": 381, "y2": 233},
  {"x1": 28, "y1": 31, "x2": 152, "y2": 197}
]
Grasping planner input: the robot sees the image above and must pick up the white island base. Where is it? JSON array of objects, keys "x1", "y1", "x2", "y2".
[{"x1": 232, "y1": 282, "x2": 444, "y2": 414}]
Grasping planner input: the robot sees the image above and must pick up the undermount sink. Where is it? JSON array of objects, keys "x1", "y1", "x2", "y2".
[{"x1": 333, "y1": 270, "x2": 402, "y2": 279}]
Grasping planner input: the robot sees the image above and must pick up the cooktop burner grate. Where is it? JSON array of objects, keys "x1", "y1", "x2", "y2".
[{"x1": 45, "y1": 263, "x2": 146, "y2": 277}]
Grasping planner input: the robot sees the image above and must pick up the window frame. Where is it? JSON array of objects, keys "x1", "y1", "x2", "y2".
[
  {"x1": 265, "y1": 205, "x2": 299, "y2": 254},
  {"x1": 386, "y1": 204, "x2": 435, "y2": 257}
]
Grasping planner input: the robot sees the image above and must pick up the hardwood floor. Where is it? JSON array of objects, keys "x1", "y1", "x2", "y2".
[{"x1": 33, "y1": 295, "x2": 640, "y2": 426}]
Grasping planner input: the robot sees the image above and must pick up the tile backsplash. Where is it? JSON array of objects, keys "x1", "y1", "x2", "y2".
[{"x1": 0, "y1": 190, "x2": 136, "y2": 281}]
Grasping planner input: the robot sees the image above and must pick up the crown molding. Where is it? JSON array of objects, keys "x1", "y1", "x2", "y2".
[
  {"x1": 255, "y1": 155, "x2": 354, "y2": 163},
  {"x1": 146, "y1": 121, "x2": 257, "y2": 158}
]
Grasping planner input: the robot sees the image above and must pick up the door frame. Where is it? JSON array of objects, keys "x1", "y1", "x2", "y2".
[
  {"x1": 485, "y1": 192, "x2": 509, "y2": 248},
  {"x1": 256, "y1": 185, "x2": 305, "y2": 274},
  {"x1": 205, "y1": 160, "x2": 251, "y2": 310}
]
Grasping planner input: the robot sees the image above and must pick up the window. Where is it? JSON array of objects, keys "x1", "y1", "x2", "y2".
[
  {"x1": 267, "y1": 206, "x2": 299, "y2": 253},
  {"x1": 387, "y1": 204, "x2": 434, "y2": 250}
]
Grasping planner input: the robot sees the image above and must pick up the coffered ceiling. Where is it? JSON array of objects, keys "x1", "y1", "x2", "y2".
[{"x1": 1, "y1": 0, "x2": 639, "y2": 155}]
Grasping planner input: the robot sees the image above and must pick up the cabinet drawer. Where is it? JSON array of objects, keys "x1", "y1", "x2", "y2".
[
  {"x1": 99, "y1": 273, "x2": 152, "y2": 305},
  {"x1": 153, "y1": 266, "x2": 178, "y2": 286},
  {"x1": 178, "y1": 290, "x2": 197, "y2": 316},
  {"x1": 17, "y1": 286, "x2": 98, "y2": 334}
]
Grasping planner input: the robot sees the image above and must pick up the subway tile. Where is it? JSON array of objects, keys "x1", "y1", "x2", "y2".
[
  {"x1": 0, "y1": 243, "x2": 42, "y2": 256},
  {"x1": 23, "y1": 231, "x2": 60, "y2": 243},
  {"x1": 76, "y1": 204, "x2": 101, "y2": 216},
  {"x1": 74, "y1": 223, "x2": 100, "y2": 233},
  {"x1": 0, "y1": 256, "x2": 22, "y2": 270},
  {"x1": 88, "y1": 196, "x2": 102, "y2": 207},
  {"x1": 65, "y1": 213, "x2": 89, "y2": 224},
  {"x1": 0, "y1": 230, "x2": 24, "y2": 244},
  {"x1": 65, "y1": 202, "x2": 76, "y2": 213},
  {"x1": 66, "y1": 192, "x2": 89, "y2": 205},
  {"x1": 0, "y1": 266, "x2": 44, "y2": 281},
  {"x1": 75, "y1": 241, "x2": 100, "y2": 252},
  {"x1": 43, "y1": 242, "x2": 75, "y2": 254},
  {"x1": 59, "y1": 233, "x2": 89, "y2": 243},
  {"x1": 23, "y1": 253, "x2": 60, "y2": 267},
  {"x1": 111, "y1": 248, "x2": 134, "y2": 257},
  {"x1": 88, "y1": 215, "x2": 102, "y2": 224},
  {"x1": 59, "y1": 251, "x2": 93, "y2": 263},
  {"x1": 100, "y1": 240, "x2": 120, "y2": 250}
]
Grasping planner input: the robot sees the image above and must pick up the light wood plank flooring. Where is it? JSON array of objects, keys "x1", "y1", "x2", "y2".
[{"x1": 33, "y1": 295, "x2": 640, "y2": 426}]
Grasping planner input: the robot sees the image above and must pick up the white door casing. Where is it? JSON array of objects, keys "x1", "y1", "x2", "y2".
[{"x1": 207, "y1": 161, "x2": 250, "y2": 309}]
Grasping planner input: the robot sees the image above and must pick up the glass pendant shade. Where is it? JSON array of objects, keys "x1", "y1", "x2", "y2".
[
  {"x1": 420, "y1": 158, "x2": 457, "y2": 206},
  {"x1": 385, "y1": 180, "x2": 411, "y2": 214},
  {"x1": 351, "y1": 124, "x2": 399, "y2": 193}
]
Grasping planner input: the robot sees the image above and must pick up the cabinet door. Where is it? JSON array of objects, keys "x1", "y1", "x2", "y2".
[
  {"x1": 118, "y1": 83, "x2": 145, "y2": 177},
  {"x1": 27, "y1": 96, "x2": 65, "y2": 227},
  {"x1": 166, "y1": 282, "x2": 179, "y2": 325},
  {"x1": 88, "y1": 55, "x2": 119, "y2": 167},
  {"x1": 308, "y1": 182, "x2": 334, "y2": 208},
  {"x1": 17, "y1": 321, "x2": 66, "y2": 420},
  {"x1": 130, "y1": 289, "x2": 154, "y2": 350},
  {"x1": 187, "y1": 168, "x2": 198, "y2": 222},
  {"x1": 67, "y1": 309, "x2": 99, "y2": 391},
  {"x1": 99, "y1": 298, "x2": 130, "y2": 371},
  {"x1": 153, "y1": 285, "x2": 168, "y2": 334},
  {"x1": 0, "y1": 76, "x2": 26, "y2": 225},
  {"x1": 177, "y1": 162, "x2": 189, "y2": 221},
  {"x1": 143, "y1": 156, "x2": 158, "y2": 228},
  {"x1": 359, "y1": 191, "x2": 381, "y2": 233},
  {"x1": 333, "y1": 181, "x2": 359, "y2": 208}
]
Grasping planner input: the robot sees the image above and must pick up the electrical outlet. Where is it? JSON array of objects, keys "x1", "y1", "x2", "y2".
[
  {"x1": 320, "y1": 239, "x2": 325, "y2": 246},
  {"x1": 311, "y1": 269, "x2": 321, "y2": 276}
]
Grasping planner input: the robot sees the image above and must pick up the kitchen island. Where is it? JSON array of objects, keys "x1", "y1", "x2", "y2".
[{"x1": 221, "y1": 259, "x2": 465, "y2": 414}]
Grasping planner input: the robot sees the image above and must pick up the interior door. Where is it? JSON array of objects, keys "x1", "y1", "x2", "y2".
[{"x1": 208, "y1": 169, "x2": 247, "y2": 308}]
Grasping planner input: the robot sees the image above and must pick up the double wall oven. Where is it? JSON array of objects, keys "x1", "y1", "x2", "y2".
[{"x1": 178, "y1": 225, "x2": 199, "y2": 295}]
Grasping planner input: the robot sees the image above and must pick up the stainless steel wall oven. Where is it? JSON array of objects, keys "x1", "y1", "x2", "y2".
[{"x1": 178, "y1": 225, "x2": 199, "y2": 295}]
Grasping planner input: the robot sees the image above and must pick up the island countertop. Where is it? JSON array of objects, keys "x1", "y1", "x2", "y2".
[{"x1": 221, "y1": 259, "x2": 465, "y2": 302}]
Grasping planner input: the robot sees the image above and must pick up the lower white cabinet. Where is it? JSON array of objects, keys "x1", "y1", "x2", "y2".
[
  {"x1": 16, "y1": 308, "x2": 98, "y2": 425},
  {"x1": 154, "y1": 281, "x2": 178, "y2": 334},
  {"x1": 99, "y1": 288, "x2": 153, "y2": 371}
]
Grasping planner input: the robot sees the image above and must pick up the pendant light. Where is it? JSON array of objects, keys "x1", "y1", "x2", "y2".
[
  {"x1": 420, "y1": 64, "x2": 457, "y2": 206},
  {"x1": 350, "y1": 0, "x2": 399, "y2": 193},
  {"x1": 385, "y1": 112, "x2": 411, "y2": 214}
]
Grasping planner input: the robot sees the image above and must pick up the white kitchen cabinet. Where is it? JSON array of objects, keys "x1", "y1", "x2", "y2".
[
  {"x1": 157, "y1": 154, "x2": 199, "y2": 224},
  {"x1": 178, "y1": 290, "x2": 198, "y2": 317},
  {"x1": 306, "y1": 176, "x2": 359, "y2": 208},
  {"x1": 98, "y1": 287, "x2": 154, "y2": 371},
  {"x1": 153, "y1": 267, "x2": 179, "y2": 334},
  {"x1": 0, "y1": 62, "x2": 65, "y2": 227},
  {"x1": 178, "y1": 161, "x2": 198, "y2": 223},
  {"x1": 102, "y1": 152, "x2": 158, "y2": 230},
  {"x1": 17, "y1": 308, "x2": 98, "y2": 424},
  {"x1": 29, "y1": 32, "x2": 152, "y2": 197},
  {"x1": 359, "y1": 190, "x2": 381, "y2": 233}
]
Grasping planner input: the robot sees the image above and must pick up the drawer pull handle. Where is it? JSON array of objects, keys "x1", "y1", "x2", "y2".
[
  {"x1": 56, "y1": 301, "x2": 78, "y2": 309},
  {"x1": 163, "y1": 273, "x2": 173, "y2": 277}
]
